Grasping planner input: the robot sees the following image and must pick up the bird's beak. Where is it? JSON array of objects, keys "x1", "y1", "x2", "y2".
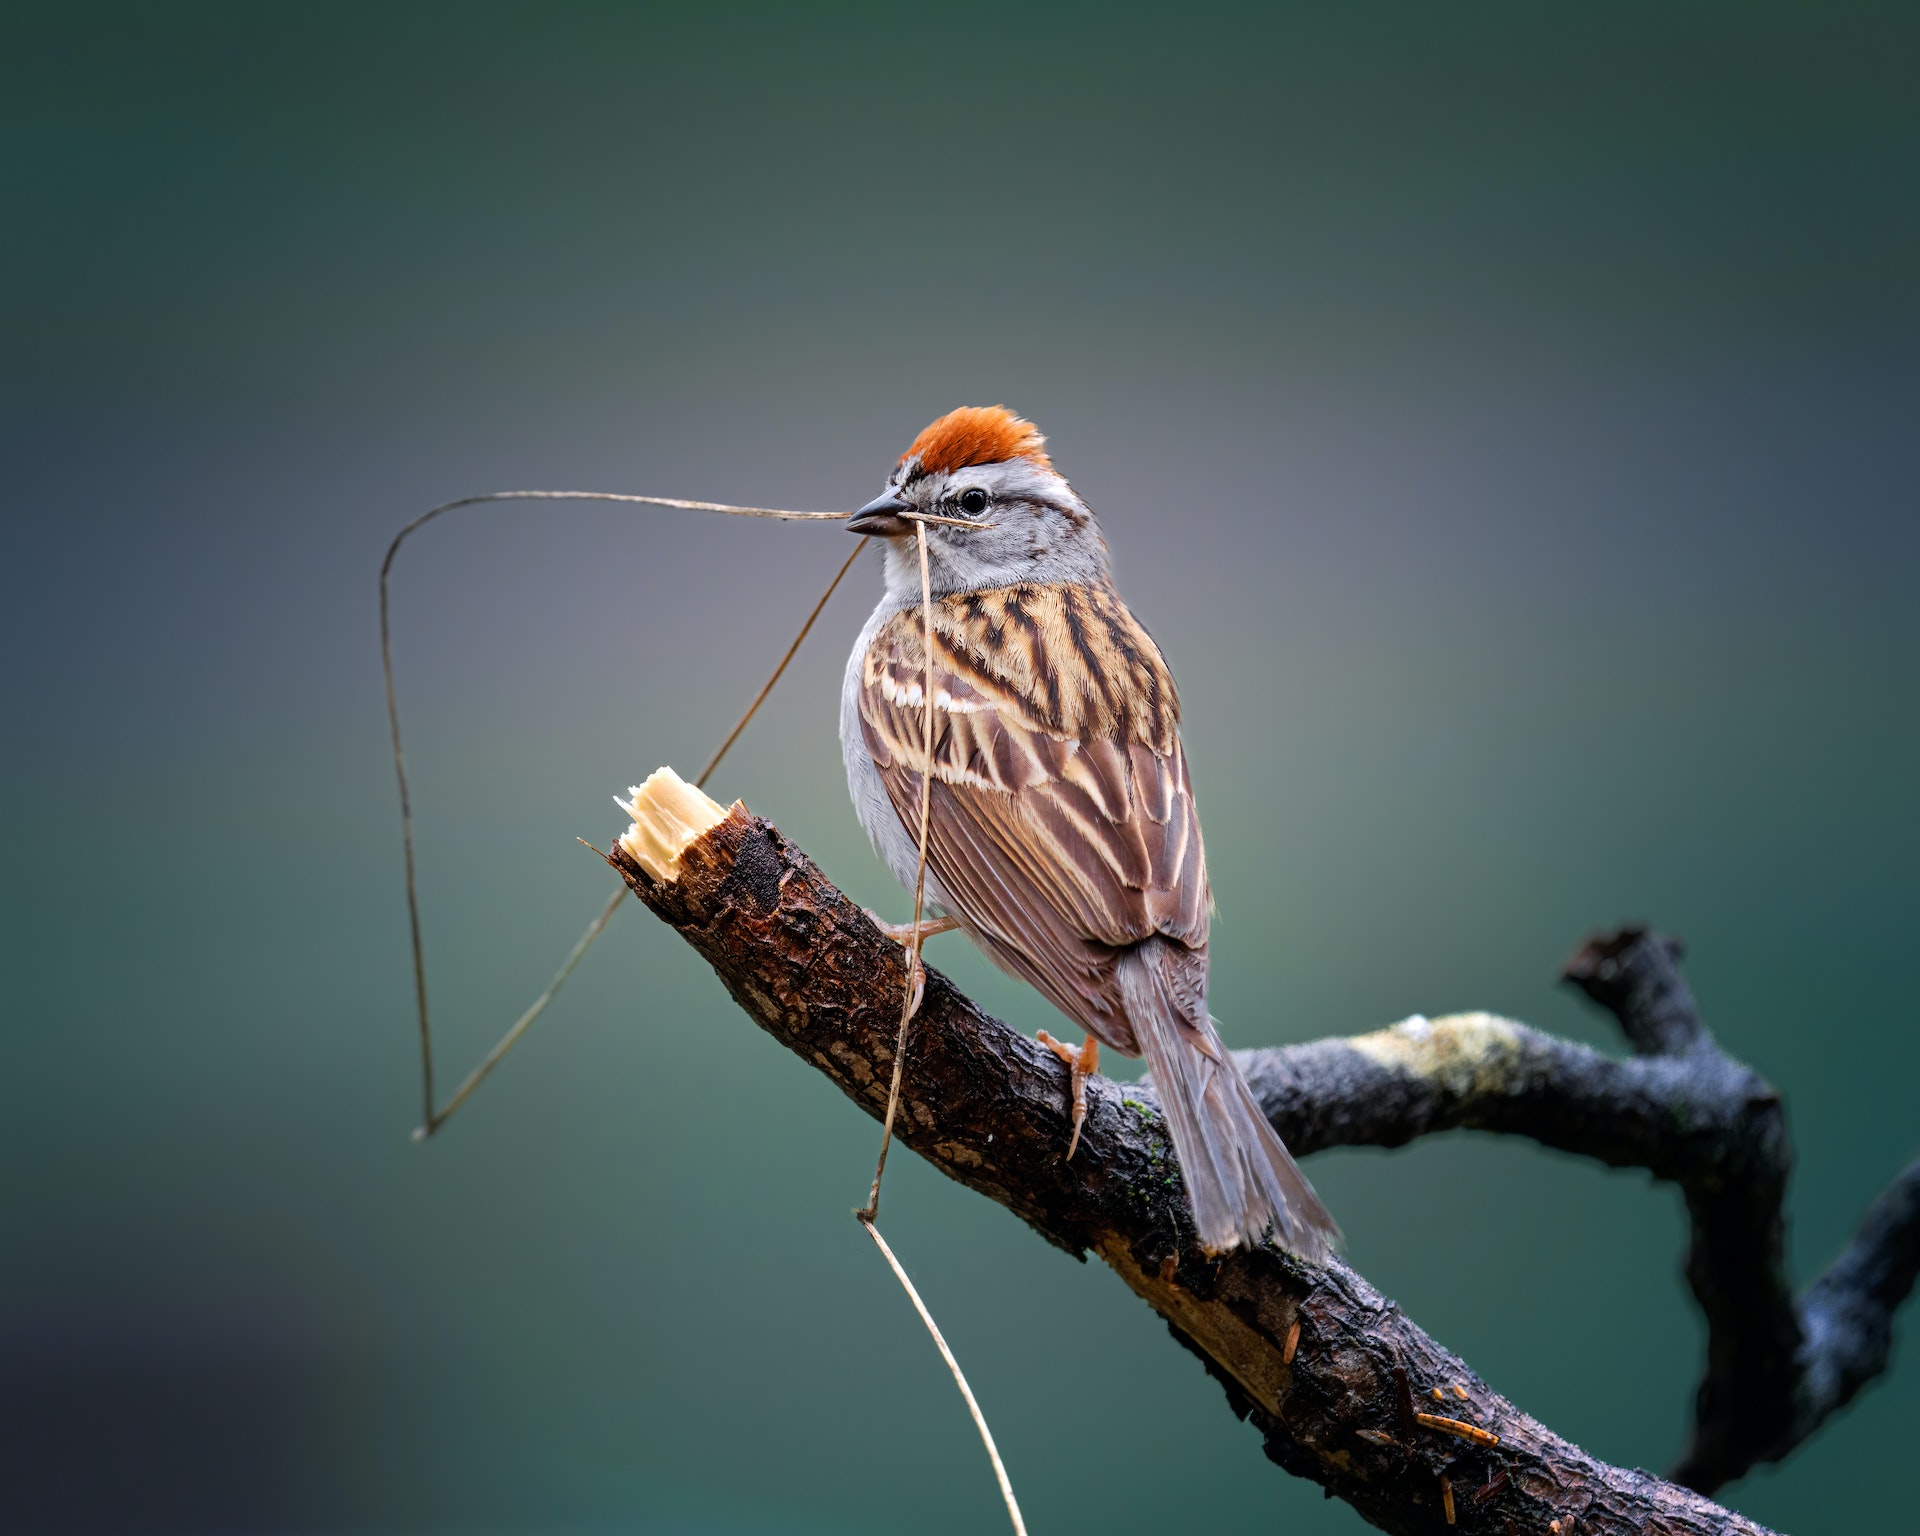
[{"x1": 846, "y1": 491, "x2": 914, "y2": 537}]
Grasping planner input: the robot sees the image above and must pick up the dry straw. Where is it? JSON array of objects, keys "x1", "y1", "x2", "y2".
[{"x1": 380, "y1": 485, "x2": 1027, "y2": 1534}]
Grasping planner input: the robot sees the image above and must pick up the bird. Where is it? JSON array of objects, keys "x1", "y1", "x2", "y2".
[{"x1": 840, "y1": 404, "x2": 1338, "y2": 1260}]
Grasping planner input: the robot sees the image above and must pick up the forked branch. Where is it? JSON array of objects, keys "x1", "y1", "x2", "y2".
[
  {"x1": 607, "y1": 800, "x2": 1916, "y2": 1534},
  {"x1": 1237, "y1": 929, "x2": 1919, "y2": 1493}
]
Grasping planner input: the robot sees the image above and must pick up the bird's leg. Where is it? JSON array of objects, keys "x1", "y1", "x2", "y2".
[
  {"x1": 866, "y1": 913, "x2": 956, "y2": 1023},
  {"x1": 865, "y1": 911, "x2": 961, "y2": 946},
  {"x1": 1036, "y1": 1031, "x2": 1100, "y2": 1159}
]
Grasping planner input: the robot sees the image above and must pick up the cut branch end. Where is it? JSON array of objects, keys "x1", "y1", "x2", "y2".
[{"x1": 615, "y1": 767, "x2": 730, "y2": 882}]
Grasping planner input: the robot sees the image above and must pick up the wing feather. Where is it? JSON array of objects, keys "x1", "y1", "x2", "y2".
[{"x1": 858, "y1": 582, "x2": 1208, "y2": 1056}]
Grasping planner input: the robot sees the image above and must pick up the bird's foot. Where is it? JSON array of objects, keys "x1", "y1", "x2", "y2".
[
  {"x1": 1037, "y1": 1030, "x2": 1100, "y2": 1159},
  {"x1": 901, "y1": 949, "x2": 926, "y2": 1021},
  {"x1": 865, "y1": 911, "x2": 961, "y2": 946}
]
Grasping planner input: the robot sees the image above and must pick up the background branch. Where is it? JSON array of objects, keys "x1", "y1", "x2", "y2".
[
  {"x1": 608, "y1": 803, "x2": 1916, "y2": 1533},
  {"x1": 1236, "y1": 929, "x2": 1918, "y2": 1492}
]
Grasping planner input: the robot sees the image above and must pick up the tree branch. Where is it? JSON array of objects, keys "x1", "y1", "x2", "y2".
[
  {"x1": 1235, "y1": 930, "x2": 1917, "y2": 1492},
  {"x1": 606, "y1": 802, "x2": 1908, "y2": 1533}
]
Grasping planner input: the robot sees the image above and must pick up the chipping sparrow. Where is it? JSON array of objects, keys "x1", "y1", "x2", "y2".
[{"x1": 841, "y1": 405, "x2": 1338, "y2": 1260}]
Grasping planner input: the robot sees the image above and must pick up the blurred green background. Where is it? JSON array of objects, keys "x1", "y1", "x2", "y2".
[{"x1": 4, "y1": 4, "x2": 1916, "y2": 1532}]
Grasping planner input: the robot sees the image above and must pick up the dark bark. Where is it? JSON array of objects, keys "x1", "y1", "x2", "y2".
[
  {"x1": 607, "y1": 806, "x2": 1910, "y2": 1534},
  {"x1": 1238, "y1": 929, "x2": 1917, "y2": 1493},
  {"x1": 1795, "y1": 1156, "x2": 1920, "y2": 1438}
]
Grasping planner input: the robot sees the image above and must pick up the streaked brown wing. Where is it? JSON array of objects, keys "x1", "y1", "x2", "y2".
[{"x1": 858, "y1": 583, "x2": 1208, "y2": 1055}]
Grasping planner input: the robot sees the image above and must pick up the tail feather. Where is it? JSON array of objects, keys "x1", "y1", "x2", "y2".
[{"x1": 1122, "y1": 942, "x2": 1339, "y2": 1260}]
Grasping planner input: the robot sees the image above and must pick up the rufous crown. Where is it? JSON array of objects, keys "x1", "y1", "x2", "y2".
[{"x1": 898, "y1": 406, "x2": 1051, "y2": 477}]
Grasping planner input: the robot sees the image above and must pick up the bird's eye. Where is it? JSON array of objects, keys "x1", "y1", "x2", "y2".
[{"x1": 958, "y1": 488, "x2": 990, "y2": 517}]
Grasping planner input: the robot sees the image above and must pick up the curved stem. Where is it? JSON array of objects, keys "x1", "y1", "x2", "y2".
[{"x1": 382, "y1": 491, "x2": 851, "y2": 1138}]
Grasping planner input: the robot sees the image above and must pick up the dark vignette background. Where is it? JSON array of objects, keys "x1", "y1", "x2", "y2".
[{"x1": 3, "y1": 4, "x2": 1916, "y2": 1532}]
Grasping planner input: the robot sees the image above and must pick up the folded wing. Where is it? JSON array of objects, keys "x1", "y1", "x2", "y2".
[{"x1": 857, "y1": 582, "x2": 1208, "y2": 1055}]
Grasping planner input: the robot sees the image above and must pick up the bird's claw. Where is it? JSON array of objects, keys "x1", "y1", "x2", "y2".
[
  {"x1": 1037, "y1": 1030, "x2": 1099, "y2": 1159},
  {"x1": 864, "y1": 909, "x2": 961, "y2": 947}
]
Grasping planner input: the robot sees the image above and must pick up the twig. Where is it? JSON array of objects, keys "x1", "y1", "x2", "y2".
[
  {"x1": 407, "y1": 883, "x2": 626, "y2": 1140},
  {"x1": 858, "y1": 1217, "x2": 1028, "y2": 1536},
  {"x1": 858, "y1": 521, "x2": 937, "y2": 1222},
  {"x1": 836, "y1": 522, "x2": 1028, "y2": 1533},
  {"x1": 696, "y1": 541, "x2": 867, "y2": 787},
  {"x1": 381, "y1": 492, "x2": 856, "y2": 1136}
]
